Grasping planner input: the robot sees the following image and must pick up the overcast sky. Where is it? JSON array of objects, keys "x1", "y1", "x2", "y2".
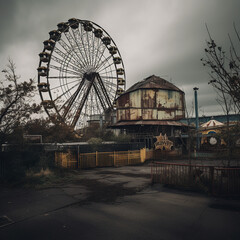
[{"x1": 1, "y1": 0, "x2": 240, "y2": 117}]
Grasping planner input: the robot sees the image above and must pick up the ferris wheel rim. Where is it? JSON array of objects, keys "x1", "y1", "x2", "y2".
[{"x1": 38, "y1": 18, "x2": 126, "y2": 129}]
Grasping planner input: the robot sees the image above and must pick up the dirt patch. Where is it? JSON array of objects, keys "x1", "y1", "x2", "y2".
[{"x1": 73, "y1": 178, "x2": 146, "y2": 204}]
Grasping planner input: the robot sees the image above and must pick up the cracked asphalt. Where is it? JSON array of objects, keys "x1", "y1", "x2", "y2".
[{"x1": 0, "y1": 165, "x2": 240, "y2": 240}]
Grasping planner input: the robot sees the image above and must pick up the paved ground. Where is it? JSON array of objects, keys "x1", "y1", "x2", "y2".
[{"x1": 0, "y1": 165, "x2": 240, "y2": 240}]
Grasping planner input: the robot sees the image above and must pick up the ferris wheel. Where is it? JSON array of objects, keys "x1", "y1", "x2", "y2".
[{"x1": 37, "y1": 18, "x2": 126, "y2": 128}]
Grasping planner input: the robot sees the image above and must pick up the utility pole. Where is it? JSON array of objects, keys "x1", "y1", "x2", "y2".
[
  {"x1": 99, "y1": 114, "x2": 103, "y2": 129},
  {"x1": 193, "y1": 87, "x2": 200, "y2": 150}
]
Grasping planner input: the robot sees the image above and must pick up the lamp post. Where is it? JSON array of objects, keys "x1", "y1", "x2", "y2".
[{"x1": 193, "y1": 87, "x2": 200, "y2": 150}]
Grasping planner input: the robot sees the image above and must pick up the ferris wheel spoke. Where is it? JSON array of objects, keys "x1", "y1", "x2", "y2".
[
  {"x1": 89, "y1": 32, "x2": 96, "y2": 67},
  {"x1": 95, "y1": 55, "x2": 112, "y2": 71},
  {"x1": 61, "y1": 78, "x2": 86, "y2": 119},
  {"x1": 48, "y1": 76, "x2": 81, "y2": 79},
  {"x1": 53, "y1": 46, "x2": 85, "y2": 70},
  {"x1": 98, "y1": 62, "x2": 115, "y2": 73},
  {"x1": 84, "y1": 94, "x2": 90, "y2": 118},
  {"x1": 95, "y1": 74, "x2": 112, "y2": 109},
  {"x1": 53, "y1": 53, "x2": 83, "y2": 74},
  {"x1": 100, "y1": 75, "x2": 117, "y2": 79},
  {"x1": 89, "y1": 90, "x2": 93, "y2": 116},
  {"x1": 100, "y1": 76, "x2": 117, "y2": 96},
  {"x1": 51, "y1": 55, "x2": 84, "y2": 74},
  {"x1": 58, "y1": 38, "x2": 85, "y2": 67},
  {"x1": 101, "y1": 69, "x2": 117, "y2": 75},
  {"x1": 101, "y1": 77, "x2": 117, "y2": 84},
  {"x1": 92, "y1": 38, "x2": 102, "y2": 67},
  {"x1": 62, "y1": 101, "x2": 82, "y2": 126},
  {"x1": 92, "y1": 82, "x2": 107, "y2": 110},
  {"x1": 94, "y1": 90, "x2": 102, "y2": 113},
  {"x1": 53, "y1": 81, "x2": 80, "y2": 103},
  {"x1": 68, "y1": 81, "x2": 90, "y2": 119},
  {"x1": 92, "y1": 37, "x2": 100, "y2": 67},
  {"x1": 50, "y1": 64, "x2": 80, "y2": 76},
  {"x1": 50, "y1": 79, "x2": 80, "y2": 90},
  {"x1": 102, "y1": 82, "x2": 115, "y2": 98},
  {"x1": 76, "y1": 27, "x2": 90, "y2": 65},
  {"x1": 99, "y1": 84, "x2": 115, "y2": 101},
  {"x1": 71, "y1": 28, "x2": 90, "y2": 66},
  {"x1": 91, "y1": 89, "x2": 99, "y2": 115},
  {"x1": 86, "y1": 31, "x2": 93, "y2": 66},
  {"x1": 91, "y1": 32, "x2": 96, "y2": 66},
  {"x1": 101, "y1": 79, "x2": 116, "y2": 88},
  {"x1": 64, "y1": 31, "x2": 85, "y2": 63},
  {"x1": 78, "y1": 27, "x2": 93, "y2": 65},
  {"x1": 102, "y1": 80, "x2": 117, "y2": 89},
  {"x1": 71, "y1": 80, "x2": 94, "y2": 127},
  {"x1": 94, "y1": 44, "x2": 107, "y2": 68}
]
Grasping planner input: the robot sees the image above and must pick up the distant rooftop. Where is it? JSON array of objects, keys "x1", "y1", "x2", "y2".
[{"x1": 180, "y1": 114, "x2": 240, "y2": 126}]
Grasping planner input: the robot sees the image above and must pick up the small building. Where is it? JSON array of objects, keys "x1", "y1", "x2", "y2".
[
  {"x1": 180, "y1": 114, "x2": 240, "y2": 150},
  {"x1": 111, "y1": 75, "x2": 187, "y2": 149},
  {"x1": 199, "y1": 119, "x2": 226, "y2": 149}
]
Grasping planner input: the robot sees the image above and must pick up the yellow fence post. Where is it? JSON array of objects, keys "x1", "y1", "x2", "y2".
[
  {"x1": 96, "y1": 151, "x2": 98, "y2": 167},
  {"x1": 140, "y1": 148, "x2": 146, "y2": 163},
  {"x1": 114, "y1": 151, "x2": 116, "y2": 166}
]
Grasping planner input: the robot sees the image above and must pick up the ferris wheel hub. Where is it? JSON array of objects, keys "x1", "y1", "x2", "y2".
[
  {"x1": 85, "y1": 65, "x2": 96, "y2": 74},
  {"x1": 83, "y1": 72, "x2": 97, "y2": 81}
]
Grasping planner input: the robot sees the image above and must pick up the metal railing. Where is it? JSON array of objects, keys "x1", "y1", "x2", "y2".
[
  {"x1": 214, "y1": 167, "x2": 240, "y2": 196},
  {"x1": 0, "y1": 157, "x2": 5, "y2": 178},
  {"x1": 151, "y1": 162, "x2": 240, "y2": 196}
]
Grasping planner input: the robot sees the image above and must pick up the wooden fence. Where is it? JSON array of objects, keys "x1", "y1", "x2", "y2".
[{"x1": 55, "y1": 149, "x2": 147, "y2": 169}]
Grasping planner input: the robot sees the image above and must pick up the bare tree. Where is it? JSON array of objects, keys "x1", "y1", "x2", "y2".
[
  {"x1": 201, "y1": 24, "x2": 240, "y2": 113},
  {"x1": 201, "y1": 24, "x2": 240, "y2": 165},
  {"x1": 0, "y1": 59, "x2": 41, "y2": 144}
]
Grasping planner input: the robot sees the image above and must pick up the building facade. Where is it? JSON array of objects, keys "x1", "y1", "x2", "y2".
[{"x1": 112, "y1": 75, "x2": 187, "y2": 149}]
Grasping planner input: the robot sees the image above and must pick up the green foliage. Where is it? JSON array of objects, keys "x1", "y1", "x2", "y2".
[
  {"x1": 81, "y1": 125, "x2": 132, "y2": 144},
  {"x1": 80, "y1": 125, "x2": 115, "y2": 141},
  {"x1": 23, "y1": 117, "x2": 79, "y2": 143},
  {"x1": 112, "y1": 134, "x2": 132, "y2": 143},
  {"x1": 219, "y1": 124, "x2": 240, "y2": 149},
  {"x1": 87, "y1": 137, "x2": 103, "y2": 145},
  {"x1": 87, "y1": 137, "x2": 103, "y2": 151}
]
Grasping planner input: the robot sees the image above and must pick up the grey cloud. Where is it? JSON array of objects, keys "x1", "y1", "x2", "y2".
[{"x1": 0, "y1": 0, "x2": 240, "y2": 117}]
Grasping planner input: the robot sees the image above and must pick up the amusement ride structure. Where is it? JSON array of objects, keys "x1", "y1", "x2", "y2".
[{"x1": 38, "y1": 18, "x2": 126, "y2": 129}]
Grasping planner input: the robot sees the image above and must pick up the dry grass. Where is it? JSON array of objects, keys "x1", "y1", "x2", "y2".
[{"x1": 26, "y1": 168, "x2": 53, "y2": 177}]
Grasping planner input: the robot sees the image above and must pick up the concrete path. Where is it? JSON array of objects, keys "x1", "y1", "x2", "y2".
[{"x1": 0, "y1": 166, "x2": 240, "y2": 240}]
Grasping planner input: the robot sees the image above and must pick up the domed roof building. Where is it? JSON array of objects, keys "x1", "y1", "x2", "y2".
[{"x1": 112, "y1": 75, "x2": 187, "y2": 149}]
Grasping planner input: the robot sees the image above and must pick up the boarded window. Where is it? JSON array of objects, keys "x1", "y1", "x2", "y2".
[
  {"x1": 168, "y1": 90, "x2": 173, "y2": 99},
  {"x1": 141, "y1": 90, "x2": 156, "y2": 108}
]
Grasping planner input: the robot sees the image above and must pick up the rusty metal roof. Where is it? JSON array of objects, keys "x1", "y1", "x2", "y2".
[
  {"x1": 111, "y1": 120, "x2": 188, "y2": 128},
  {"x1": 124, "y1": 75, "x2": 184, "y2": 94}
]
